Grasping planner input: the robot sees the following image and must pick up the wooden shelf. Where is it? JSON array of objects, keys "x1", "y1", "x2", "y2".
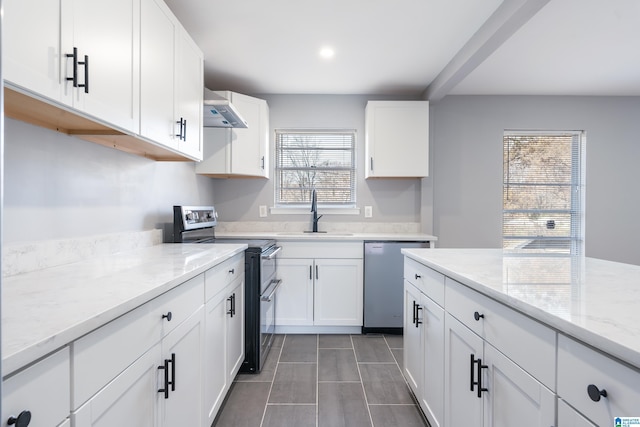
[{"x1": 4, "y1": 87, "x2": 196, "y2": 161}]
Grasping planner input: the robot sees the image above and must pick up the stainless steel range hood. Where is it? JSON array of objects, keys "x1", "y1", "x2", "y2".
[{"x1": 203, "y1": 89, "x2": 249, "y2": 128}]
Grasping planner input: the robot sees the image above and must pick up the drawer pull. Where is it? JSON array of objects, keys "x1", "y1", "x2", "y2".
[
  {"x1": 415, "y1": 273, "x2": 421, "y2": 280},
  {"x1": 587, "y1": 384, "x2": 607, "y2": 402},
  {"x1": 474, "y1": 311, "x2": 484, "y2": 321},
  {"x1": 7, "y1": 410, "x2": 31, "y2": 426},
  {"x1": 229, "y1": 268, "x2": 235, "y2": 274},
  {"x1": 415, "y1": 304, "x2": 423, "y2": 327},
  {"x1": 162, "y1": 311, "x2": 173, "y2": 322}
]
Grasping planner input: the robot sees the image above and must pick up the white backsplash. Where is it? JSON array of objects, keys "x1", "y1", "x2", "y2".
[
  {"x1": 216, "y1": 221, "x2": 421, "y2": 234},
  {"x1": 3, "y1": 229, "x2": 163, "y2": 277}
]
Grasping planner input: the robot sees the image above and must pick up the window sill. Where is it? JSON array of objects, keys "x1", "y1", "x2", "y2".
[{"x1": 270, "y1": 206, "x2": 361, "y2": 215}]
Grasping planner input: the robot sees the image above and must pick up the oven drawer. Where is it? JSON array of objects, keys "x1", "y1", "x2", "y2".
[{"x1": 205, "y1": 253, "x2": 244, "y2": 301}]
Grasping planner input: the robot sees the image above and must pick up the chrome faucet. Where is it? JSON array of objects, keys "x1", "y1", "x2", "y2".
[{"x1": 311, "y1": 188, "x2": 323, "y2": 232}]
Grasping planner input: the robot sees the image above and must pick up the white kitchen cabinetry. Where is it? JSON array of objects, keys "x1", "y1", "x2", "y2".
[
  {"x1": 140, "y1": 0, "x2": 203, "y2": 159},
  {"x1": 5, "y1": 0, "x2": 139, "y2": 132},
  {"x1": 196, "y1": 91, "x2": 269, "y2": 178},
  {"x1": 2, "y1": 347, "x2": 70, "y2": 427},
  {"x1": 4, "y1": 0, "x2": 203, "y2": 161},
  {"x1": 276, "y1": 241, "x2": 363, "y2": 330},
  {"x1": 203, "y1": 253, "x2": 245, "y2": 426},
  {"x1": 72, "y1": 274, "x2": 205, "y2": 427},
  {"x1": 557, "y1": 400, "x2": 596, "y2": 427},
  {"x1": 365, "y1": 100, "x2": 429, "y2": 178},
  {"x1": 403, "y1": 261, "x2": 445, "y2": 427},
  {"x1": 557, "y1": 334, "x2": 640, "y2": 427},
  {"x1": 443, "y1": 278, "x2": 555, "y2": 427}
]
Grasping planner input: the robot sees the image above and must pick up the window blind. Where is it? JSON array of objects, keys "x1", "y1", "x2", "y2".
[
  {"x1": 275, "y1": 130, "x2": 356, "y2": 206},
  {"x1": 503, "y1": 131, "x2": 584, "y2": 255}
]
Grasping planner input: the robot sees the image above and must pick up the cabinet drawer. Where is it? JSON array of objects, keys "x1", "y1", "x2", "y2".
[
  {"x1": 558, "y1": 334, "x2": 640, "y2": 426},
  {"x1": 151, "y1": 272, "x2": 205, "y2": 337},
  {"x1": 446, "y1": 278, "x2": 556, "y2": 389},
  {"x1": 2, "y1": 347, "x2": 70, "y2": 427},
  {"x1": 277, "y1": 241, "x2": 363, "y2": 259},
  {"x1": 205, "y1": 253, "x2": 244, "y2": 301},
  {"x1": 404, "y1": 258, "x2": 444, "y2": 306},
  {"x1": 73, "y1": 274, "x2": 204, "y2": 409}
]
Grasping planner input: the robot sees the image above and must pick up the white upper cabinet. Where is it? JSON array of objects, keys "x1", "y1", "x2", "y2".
[
  {"x1": 365, "y1": 100, "x2": 429, "y2": 178},
  {"x1": 4, "y1": 0, "x2": 203, "y2": 161},
  {"x1": 196, "y1": 92, "x2": 269, "y2": 178},
  {"x1": 140, "y1": 0, "x2": 203, "y2": 160},
  {"x1": 68, "y1": 0, "x2": 140, "y2": 133}
]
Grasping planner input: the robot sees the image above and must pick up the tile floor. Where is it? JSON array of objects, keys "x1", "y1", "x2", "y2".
[{"x1": 213, "y1": 334, "x2": 429, "y2": 427}]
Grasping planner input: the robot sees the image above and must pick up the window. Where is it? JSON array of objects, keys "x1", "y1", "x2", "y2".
[
  {"x1": 275, "y1": 129, "x2": 356, "y2": 207},
  {"x1": 503, "y1": 131, "x2": 585, "y2": 255}
]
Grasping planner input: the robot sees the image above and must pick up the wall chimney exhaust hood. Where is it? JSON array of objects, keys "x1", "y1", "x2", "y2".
[{"x1": 203, "y1": 89, "x2": 249, "y2": 128}]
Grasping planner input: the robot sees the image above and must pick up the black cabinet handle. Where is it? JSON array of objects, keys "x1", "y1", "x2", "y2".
[
  {"x1": 232, "y1": 293, "x2": 236, "y2": 316},
  {"x1": 78, "y1": 54, "x2": 89, "y2": 93},
  {"x1": 162, "y1": 311, "x2": 172, "y2": 322},
  {"x1": 316, "y1": 265, "x2": 319, "y2": 280},
  {"x1": 228, "y1": 268, "x2": 235, "y2": 274},
  {"x1": 176, "y1": 118, "x2": 184, "y2": 140},
  {"x1": 169, "y1": 353, "x2": 176, "y2": 391},
  {"x1": 227, "y1": 295, "x2": 234, "y2": 317},
  {"x1": 412, "y1": 301, "x2": 417, "y2": 326},
  {"x1": 474, "y1": 311, "x2": 484, "y2": 321},
  {"x1": 158, "y1": 359, "x2": 170, "y2": 399},
  {"x1": 7, "y1": 410, "x2": 31, "y2": 427},
  {"x1": 587, "y1": 384, "x2": 607, "y2": 402},
  {"x1": 370, "y1": 157, "x2": 374, "y2": 171},
  {"x1": 261, "y1": 156, "x2": 265, "y2": 169},
  {"x1": 470, "y1": 354, "x2": 488, "y2": 398},
  {"x1": 309, "y1": 265, "x2": 312, "y2": 280},
  {"x1": 66, "y1": 47, "x2": 79, "y2": 88},
  {"x1": 183, "y1": 119, "x2": 187, "y2": 141},
  {"x1": 415, "y1": 273, "x2": 421, "y2": 280}
]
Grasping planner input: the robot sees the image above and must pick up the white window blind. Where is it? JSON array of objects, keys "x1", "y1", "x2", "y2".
[
  {"x1": 275, "y1": 129, "x2": 356, "y2": 206},
  {"x1": 503, "y1": 131, "x2": 585, "y2": 255}
]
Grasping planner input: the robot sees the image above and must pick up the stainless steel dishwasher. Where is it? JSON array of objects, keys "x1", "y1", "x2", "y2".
[{"x1": 363, "y1": 241, "x2": 430, "y2": 334}]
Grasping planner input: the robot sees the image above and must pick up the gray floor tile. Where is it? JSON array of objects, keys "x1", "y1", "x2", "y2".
[
  {"x1": 272, "y1": 334, "x2": 285, "y2": 349},
  {"x1": 236, "y1": 345, "x2": 279, "y2": 382},
  {"x1": 359, "y1": 364, "x2": 415, "y2": 404},
  {"x1": 262, "y1": 405, "x2": 316, "y2": 427},
  {"x1": 318, "y1": 334, "x2": 353, "y2": 348},
  {"x1": 318, "y1": 348, "x2": 360, "y2": 381},
  {"x1": 352, "y1": 336, "x2": 395, "y2": 362},
  {"x1": 269, "y1": 363, "x2": 317, "y2": 403},
  {"x1": 391, "y1": 348, "x2": 404, "y2": 371},
  {"x1": 280, "y1": 334, "x2": 317, "y2": 362},
  {"x1": 384, "y1": 334, "x2": 404, "y2": 349},
  {"x1": 213, "y1": 382, "x2": 271, "y2": 427},
  {"x1": 318, "y1": 382, "x2": 372, "y2": 427},
  {"x1": 369, "y1": 404, "x2": 427, "y2": 427}
]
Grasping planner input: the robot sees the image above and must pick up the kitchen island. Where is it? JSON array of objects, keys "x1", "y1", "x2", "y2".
[{"x1": 402, "y1": 248, "x2": 640, "y2": 427}]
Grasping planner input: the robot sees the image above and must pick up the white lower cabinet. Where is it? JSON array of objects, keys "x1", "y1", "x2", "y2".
[
  {"x1": 72, "y1": 344, "x2": 160, "y2": 427},
  {"x1": 557, "y1": 400, "x2": 596, "y2": 427},
  {"x1": 275, "y1": 253, "x2": 363, "y2": 327},
  {"x1": 444, "y1": 314, "x2": 555, "y2": 427},
  {"x1": 203, "y1": 255, "x2": 246, "y2": 426},
  {"x1": 2, "y1": 347, "x2": 70, "y2": 427},
  {"x1": 403, "y1": 280, "x2": 445, "y2": 427}
]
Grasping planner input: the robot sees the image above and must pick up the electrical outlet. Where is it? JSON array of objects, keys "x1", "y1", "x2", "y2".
[
  {"x1": 259, "y1": 205, "x2": 268, "y2": 218},
  {"x1": 364, "y1": 206, "x2": 373, "y2": 218}
]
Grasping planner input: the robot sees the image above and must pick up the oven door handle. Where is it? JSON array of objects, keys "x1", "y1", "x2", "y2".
[
  {"x1": 261, "y1": 279, "x2": 282, "y2": 302},
  {"x1": 262, "y1": 246, "x2": 282, "y2": 260}
]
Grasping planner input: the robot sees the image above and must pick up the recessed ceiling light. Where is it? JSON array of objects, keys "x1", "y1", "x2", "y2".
[{"x1": 319, "y1": 46, "x2": 335, "y2": 59}]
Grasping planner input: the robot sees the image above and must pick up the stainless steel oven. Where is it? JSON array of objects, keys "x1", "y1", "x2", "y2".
[{"x1": 172, "y1": 205, "x2": 281, "y2": 373}]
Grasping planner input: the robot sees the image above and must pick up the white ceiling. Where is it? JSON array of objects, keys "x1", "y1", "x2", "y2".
[{"x1": 164, "y1": 0, "x2": 640, "y2": 97}]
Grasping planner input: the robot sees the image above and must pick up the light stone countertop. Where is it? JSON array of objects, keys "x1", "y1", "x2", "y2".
[
  {"x1": 2, "y1": 243, "x2": 247, "y2": 377},
  {"x1": 402, "y1": 248, "x2": 640, "y2": 370},
  {"x1": 216, "y1": 231, "x2": 438, "y2": 242}
]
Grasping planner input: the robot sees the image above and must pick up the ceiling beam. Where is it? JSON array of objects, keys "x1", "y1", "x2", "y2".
[{"x1": 423, "y1": 0, "x2": 551, "y2": 102}]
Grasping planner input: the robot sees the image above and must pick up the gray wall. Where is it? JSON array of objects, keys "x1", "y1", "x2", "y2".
[
  {"x1": 4, "y1": 118, "x2": 216, "y2": 243},
  {"x1": 431, "y1": 95, "x2": 640, "y2": 265},
  {"x1": 211, "y1": 94, "x2": 431, "y2": 229}
]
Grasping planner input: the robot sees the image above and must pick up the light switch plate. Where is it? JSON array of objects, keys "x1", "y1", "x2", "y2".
[
  {"x1": 259, "y1": 205, "x2": 268, "y2": 217},
  {"x1": 364, "y1": 206, "x2": 373, "y2": 218}
]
